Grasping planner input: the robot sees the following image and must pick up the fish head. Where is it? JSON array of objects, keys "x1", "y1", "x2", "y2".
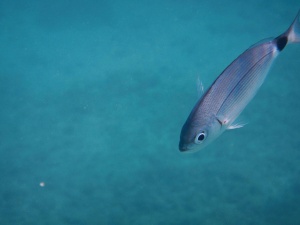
[{"x1": 179, "y1": 115, "x2": 222, "y2": 152}]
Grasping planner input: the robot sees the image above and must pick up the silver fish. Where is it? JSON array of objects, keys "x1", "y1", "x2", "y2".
[{"x1": 179, "y1": 11, "x2": 300, "y2": 152}]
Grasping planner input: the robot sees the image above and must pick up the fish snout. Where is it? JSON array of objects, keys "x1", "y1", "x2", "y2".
[{"x1": 179, "y1": 141, "x2": 189, "y2": 152}]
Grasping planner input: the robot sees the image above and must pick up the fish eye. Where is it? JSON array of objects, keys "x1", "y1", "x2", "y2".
[{"x1": 195, "y1": 131, "x2": 206, "y2": 144}]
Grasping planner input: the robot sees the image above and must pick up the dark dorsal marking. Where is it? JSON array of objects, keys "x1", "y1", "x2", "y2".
[{"x1": 276, "y1": 36, "x2": 288, "y2": 51}]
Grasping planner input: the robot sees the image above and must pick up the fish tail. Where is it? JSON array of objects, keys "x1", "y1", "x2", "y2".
[
  {"x1": 275, "y1": 10, "x2": 300, "y2": 51},
  {"x1": 286, "y1": 10, "x2": 300, "y2": 43}
]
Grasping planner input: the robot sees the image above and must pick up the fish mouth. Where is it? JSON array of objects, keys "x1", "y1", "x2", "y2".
[
  {"x1": 179, "y1": 141, "x2": 202, "y2": 153},
  {"x1": 179, "y1": 146, "x2": 188, "y2": 152},
  {"x1": 179, "y1": 142, "x2": 191, "y2": 152}
]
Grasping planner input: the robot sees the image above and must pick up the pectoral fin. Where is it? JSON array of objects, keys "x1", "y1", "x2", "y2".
[
  {"x1": 216, "y1": 114, "x2": 246, "y2": 129},
  {"x1": 228, "y1": 122, "x2": 247, "y2": 130}
]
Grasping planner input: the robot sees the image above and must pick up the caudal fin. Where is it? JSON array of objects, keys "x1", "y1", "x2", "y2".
[{"x1": 286, "y1": 10, "x2": 300, "y2": 43}]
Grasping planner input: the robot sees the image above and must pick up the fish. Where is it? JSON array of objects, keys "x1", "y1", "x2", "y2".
[{"x1": 179, "y1": 11, "x2": 300, "y2": 152}]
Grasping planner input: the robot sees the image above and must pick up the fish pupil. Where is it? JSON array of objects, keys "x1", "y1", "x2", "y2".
[{"x1": 198, "y1": 133, "x2": 205, "y2": 141}]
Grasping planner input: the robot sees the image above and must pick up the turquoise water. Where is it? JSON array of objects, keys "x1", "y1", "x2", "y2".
[{"x1": 1, "y1": 1, "x2": 300, "y2": 224}]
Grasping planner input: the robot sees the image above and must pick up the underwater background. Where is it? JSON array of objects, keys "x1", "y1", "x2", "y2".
[{"x1": 1, "y1": 0, "x2": 300, "y2": 224}]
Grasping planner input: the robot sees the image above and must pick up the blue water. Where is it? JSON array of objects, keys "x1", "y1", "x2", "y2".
[{"x1": 1, "y1": 1, "x2": 300, "y2": 224}]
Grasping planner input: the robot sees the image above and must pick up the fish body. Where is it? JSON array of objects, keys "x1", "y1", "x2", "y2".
[{"x1": 179, "y1": 11, "x2": 300, "y2": 152}]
